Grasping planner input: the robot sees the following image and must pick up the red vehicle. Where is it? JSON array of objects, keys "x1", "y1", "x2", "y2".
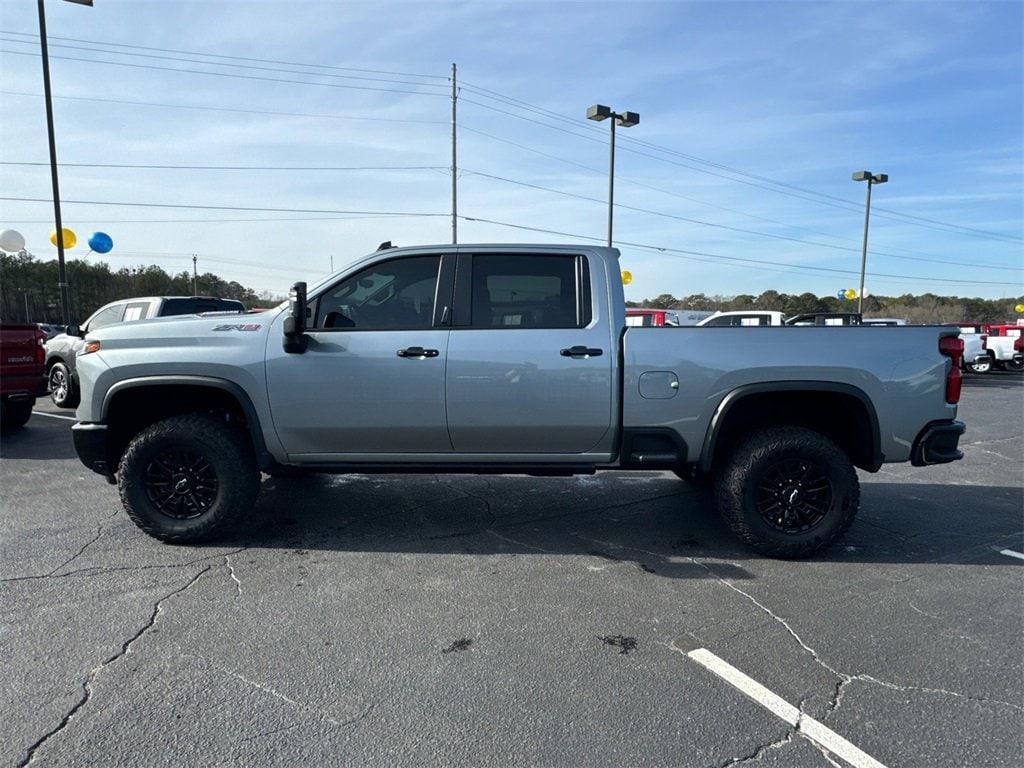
[
  {"x1": 626, "y1": 308, "x2": 678, "y2": 327},
  {"x1": 1, "y1": 323, "x2": 47, "y2": 431}
]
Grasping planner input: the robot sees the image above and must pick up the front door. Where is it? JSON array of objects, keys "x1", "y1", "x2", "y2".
[
  {"x1": 265, "y1": 254, "x2": 454, "y2": 459},
  {"x1": 445, "y1": 252, "x2": 613, "y2": 454}
]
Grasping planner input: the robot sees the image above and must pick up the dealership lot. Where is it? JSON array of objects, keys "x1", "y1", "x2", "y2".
[{"x1": 1, "y1": 376, "x2": 1021, "y2": 767}]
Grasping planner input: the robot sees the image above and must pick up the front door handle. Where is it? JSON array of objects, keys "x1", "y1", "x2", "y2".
[
  {"x1": 397, "y1": 346, "x2": 439, "y2": 358},
  {"x1": 560, "y1": 345, "x2": 603, "y2": 358}
]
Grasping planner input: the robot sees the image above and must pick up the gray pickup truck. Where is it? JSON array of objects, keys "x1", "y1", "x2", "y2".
[{"x1": 71, "y1": 244, "x2": 966, "y2": 557}]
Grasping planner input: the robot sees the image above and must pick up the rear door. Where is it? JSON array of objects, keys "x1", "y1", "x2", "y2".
[{"x1": 445, "y1": 251, "x2": 613, "y2": 454}]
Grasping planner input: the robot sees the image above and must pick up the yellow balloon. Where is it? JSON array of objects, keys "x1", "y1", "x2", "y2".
[
  {"x1": 621, "y1": 270, "x2": 633, "y2": 286},
  {"x1": 49, "y1": 228, "x2": 77, "y2": 249},
  {"x1": 1015, "y1": 303, "x2": 1024, "y2": 314},
  {"x1": 844, "y1": 288, "x2": 857, "y2": 300}
]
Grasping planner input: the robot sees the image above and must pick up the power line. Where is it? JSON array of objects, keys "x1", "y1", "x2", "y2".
[
  {"x1": 456, "y1": 215, "x2": 1022, "y2": 287},
  {"x1": 0, "y1": 89, "x2": 447, "y2": 126},
  {"x1": 461, "y1": 168, "x2": 1022, "y2": 272},
  {"x1": 458, "y1": 122, "x2": 966, "y2": 263},
  {"x1": 0, "y1": 29, "x2": 447, "y2": 81},
  {"x1": 0, "y1": 35, "x2": 445, "y2": 89},
  {"x1": 0, "y1": 48, "x2": 450, "y2": 98},
  {"x1": 1, "y1": 196, "x2": 449, "y2": 217},
  {"x1": 457, "y1": 83, "x2": 1023, "y2": 244},
  {"x1": 3, "y1": 161, "x2": 447, "y2": 171}
]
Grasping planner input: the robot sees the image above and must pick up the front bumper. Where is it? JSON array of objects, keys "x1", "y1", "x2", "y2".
[
  {"x1": 72, "y1": 422, "x2": 116, "y2": 483},
  {"x1": 910, "y1": 420, "x2": 966, "y2": 467}
]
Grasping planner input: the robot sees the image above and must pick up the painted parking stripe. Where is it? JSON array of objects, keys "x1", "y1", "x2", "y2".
[
  {"x1": 999, "y1": 549, "x2": 1024, "y2": 561},
  {"x1": 31, "y1": 411, "x2": 76, "y2": 421},
  {"x1": 687, "y1": 648, "x2": 887, "y2": 768}
]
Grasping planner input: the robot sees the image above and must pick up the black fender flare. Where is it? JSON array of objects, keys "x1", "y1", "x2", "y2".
[
  {"x1": 101, "y1": 375, "x2": 272, "y2": 468},
  {"x1": 698, "y1": 381, "x2": 882, "y2": 473}
]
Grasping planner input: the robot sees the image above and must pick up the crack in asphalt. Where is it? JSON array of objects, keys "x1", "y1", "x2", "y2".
[
  {"x1": 187, "y1": 655, "x2": 376, "y2": 730},
  {"x1": 224, "y1": 553, "x2": 243, "y2": 597},
  {"x1": 712, "y1": 694, "x2": 811, "y2": 767},
  {"x1": 17, "y1": 566, "x2": 212, "y2": 767},
  {"x1": 1, "y1": 547, "x2": 248, "y2": 584},
  {"x1": 587, "y1": 536, "x2": 1024, "y2": 720}
]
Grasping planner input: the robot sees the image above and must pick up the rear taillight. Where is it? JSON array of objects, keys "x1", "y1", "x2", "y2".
[
  {"x1": 939, "y1": 336, "x2": 963, "y2": 404},
  {"x1": 1015, "y1": 336, "x2": 1023, "y2": 352},
  {"x1": 34, "y1": 328, "x2": 46, "y2": 364}
]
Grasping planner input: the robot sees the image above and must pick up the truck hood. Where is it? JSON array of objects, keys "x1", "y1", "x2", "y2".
[{"x1": 85, "y1": 309, "x2": 282, "y2": 350}]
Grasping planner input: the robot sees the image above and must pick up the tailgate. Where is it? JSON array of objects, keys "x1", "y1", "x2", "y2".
[{"x1": 0, "y1": 325, "x2": 45, "y2": 396}]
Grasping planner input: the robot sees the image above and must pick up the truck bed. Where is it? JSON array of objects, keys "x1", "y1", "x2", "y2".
[{"x1": 622, "y1": 325, "x2": 958, "y2": 464}]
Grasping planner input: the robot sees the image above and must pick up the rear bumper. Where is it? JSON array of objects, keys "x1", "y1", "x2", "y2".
[
  {"x1": 72, "y1": 422, "x2": 116, "y2": 482},
  {"x1": 910, "y1": 420, "x2": 966, "y2": 467}
]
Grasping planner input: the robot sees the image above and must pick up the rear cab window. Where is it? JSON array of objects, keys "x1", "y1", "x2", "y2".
[
  {"x1": 458, "y1": 253, "x2": 591, "y2": 329},
  {"x1": 160, "y1": 298, "x2": 245, "y2": 317}
]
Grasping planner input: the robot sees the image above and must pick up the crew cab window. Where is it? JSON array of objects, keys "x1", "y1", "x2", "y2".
[
  {"x1": 315, "y1": 256, "x2": 440, "y2": 330},
  {"x1": 470, "y1": 254, "x2": 583, "y2": 329},
  {"x1": 122, "y1": 302, "x2": 150, "y2": 322},
  {"x1": 85, "y1": 304, "x2": 125, "y2": 331}
]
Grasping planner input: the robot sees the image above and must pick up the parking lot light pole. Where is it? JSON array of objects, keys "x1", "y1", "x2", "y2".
[
  {"x1": 852, "y1": 170, "x2": 888, "y2": 314},
  {"x1": 587, "y1": 105, "x2": 640, "y2": 247},
  {"x1": 38, "y1": 0, "x2": 93, "y2": 326}
]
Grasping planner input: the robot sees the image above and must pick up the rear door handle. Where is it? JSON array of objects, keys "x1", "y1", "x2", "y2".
[
  {"x1": 560, "y1": 345, "x2": 603, "y2": 358},
  {"x1": 397, "y1": 346, "x2": 439, "y2": 358}
]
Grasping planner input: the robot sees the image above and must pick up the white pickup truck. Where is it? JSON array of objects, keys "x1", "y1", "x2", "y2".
[{"x1": 71, "y1": 244, "x2": 967, "y2": 558}]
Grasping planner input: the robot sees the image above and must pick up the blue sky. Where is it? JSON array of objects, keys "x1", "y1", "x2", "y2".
[{"x1": 1, "y1": 0, "x2": 1021, "y2": 299}]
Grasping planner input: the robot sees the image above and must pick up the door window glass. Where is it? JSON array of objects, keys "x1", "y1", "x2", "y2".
[
  {"x1": 85, "y1": 304, "x2": 125, "y2": 331},
  {"x1": 470, "y1": 255, "x2": 580, "y2": 329},
  {"x1": 315, "y1": 256, "x2": 440, "y2": 330}
]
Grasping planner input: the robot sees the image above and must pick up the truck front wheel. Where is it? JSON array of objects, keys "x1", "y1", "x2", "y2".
[
  {"x1": 118, "y1": 413, "x2": 259, "y2": 543},
  {"x1": 715, "y1": 426, "x2": 859, "y2": 558}
]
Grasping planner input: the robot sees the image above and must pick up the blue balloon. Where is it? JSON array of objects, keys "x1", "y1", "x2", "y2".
[
  {"x1": 88, "y1": 231, "x2": 113, "y2": 254},
  {"x1": 837, "y1": 290, "x2": 846, "y2": 300}
]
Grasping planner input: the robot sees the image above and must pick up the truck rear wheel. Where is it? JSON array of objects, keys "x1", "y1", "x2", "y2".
[
  {"x1": 715, "y1": 426, "x2": 859, "y2": 558},
  {"x1": 1, "y1": 399, "x2": 33, "y2": 432},
  {"x1": 118, "y1": 413, "x2": 259, "y2": 543}
]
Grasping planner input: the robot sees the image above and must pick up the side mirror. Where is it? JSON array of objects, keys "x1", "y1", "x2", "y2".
[
  {"x1": 66, "y1": 324, "x2": 82, "y2": 338},
  {"x1": 282, "y1": 281, "x2": 308, "y2": 354}
]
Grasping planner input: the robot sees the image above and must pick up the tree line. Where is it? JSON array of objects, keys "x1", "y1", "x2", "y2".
[
  {"x1": 627, "y1": 290, "x2": 1024, "y2": 324},
  {"x1": 0, "y1": 253, "x2": 282, "y2": 324},
  {"x1": 2, "y1": 252, "x2": 1019, "y2": 326}
]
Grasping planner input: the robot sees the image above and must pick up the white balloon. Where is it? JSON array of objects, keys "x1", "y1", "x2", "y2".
[{"x1": 0, "y1": 229, "x2": 26, "y2": 253}]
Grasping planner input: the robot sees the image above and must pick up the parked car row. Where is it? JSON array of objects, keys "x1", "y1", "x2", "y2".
[{"x1": 957, "y1": 323, "x2": 1024, "y2": 373}]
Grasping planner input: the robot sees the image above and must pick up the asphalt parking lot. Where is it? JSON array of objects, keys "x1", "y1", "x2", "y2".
[{"x1": 2, "y1": 374, "x2": 1021, "y2": 768}]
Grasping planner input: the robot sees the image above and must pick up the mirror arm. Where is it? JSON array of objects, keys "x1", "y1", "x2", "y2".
[{"x1": 283, "y1": 281, "x2": 308, "y2": 354}]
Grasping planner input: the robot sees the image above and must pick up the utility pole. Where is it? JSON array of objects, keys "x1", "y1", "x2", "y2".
[
  {"x1": 37, "y1": 0, "x2": 93, "y2": 325},
  {"x1": 192, "y1": 254, "x2": 198, "y2": 296},
  {"x1": 451, "y1": 62, "x2": 458, "y2": 245},
  {"x1": 24, "y1": 292, "x2": 30, "y2": 323},
  {"x1": 38, "y1": 0, "x2": 67, "y2": 324}
]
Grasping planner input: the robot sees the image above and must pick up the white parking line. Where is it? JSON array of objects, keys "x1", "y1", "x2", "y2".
[
  {"x1": 686, "y1": 648, "x2": 888, "y2": 768},
  {"x1": 32, "y1": 411, "x2": 76, "y2": 421},
  {"x1": 998, "y1": 549, "x2": 1024, "y2": 561}
]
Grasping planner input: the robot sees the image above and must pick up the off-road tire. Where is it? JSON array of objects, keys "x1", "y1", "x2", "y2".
[
  {"x1": 0, "y1": 400, "x2": 33, "y2": 432},
  {"x1": 1005, "y1": 357, "x2": 1024, "y2": 373},
  {"x1": 714, "y1": 426, "x2": 859, "y2": 558},
  {"x1": 118, "y1": 413, "x2": 259, "y2": 543},
  {"x1": 966, "y1": 359, "x2": 992, "y2": 374},
  {"x1": 48, "y1": 362, "x2": 79, "y2": 408}
]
